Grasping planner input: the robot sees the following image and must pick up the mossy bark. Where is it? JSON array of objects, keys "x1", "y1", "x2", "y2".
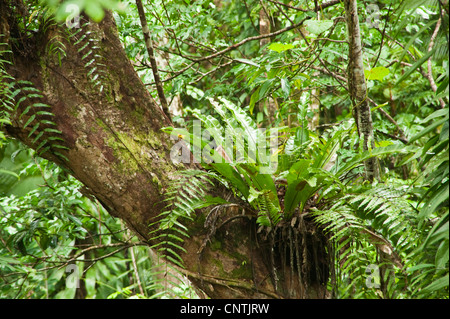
[{"x1": 344, "y1": 0, "x2": 380, "y2": 182}]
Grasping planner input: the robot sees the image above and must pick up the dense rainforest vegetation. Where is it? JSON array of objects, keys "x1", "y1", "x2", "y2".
[{"x1": 0, "y1": 0, "x2": 448, "y2": 299}]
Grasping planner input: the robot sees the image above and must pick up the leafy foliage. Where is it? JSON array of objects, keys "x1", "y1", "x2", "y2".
[
  {"x1": 149, "y1": 170, "x2": 218, "y2": 267},
  {"x1": 407, "y1": 107, "x2": 449, "y2": 298},
  {"x1": 1, "y1": 26, "x2": 68, "y2": 163},
  {"x1": 0, "y1": 149, "x2": 196, "y2": 298},
  {"x1": 0, "y1": 0, "x2": 448, "y2": 299}
]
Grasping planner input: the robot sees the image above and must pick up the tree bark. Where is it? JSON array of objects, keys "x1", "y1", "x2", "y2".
[
  {"x1": 1, "y1": 8, "x2": 329, "y2": 299},
  {"x1": 344, "y1": 0, "x2": 380, "y2": 182}
]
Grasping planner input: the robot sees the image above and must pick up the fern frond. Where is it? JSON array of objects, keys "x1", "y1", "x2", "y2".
[
  {"x1": 68, "y1": 21, "x2": 108, "y2": 95},
  {"x1": 0, "y1": 51, "x2": 68, "y2": 162},
  {"x1": 149, "y1": 170, "x2": 223, "y2": 268},
  {"x1": 312, "y1": 184, "x2": 419, "y2": 298},
  {"x1": 255, "y1": 190, "x2": 282, "y2": 227}
]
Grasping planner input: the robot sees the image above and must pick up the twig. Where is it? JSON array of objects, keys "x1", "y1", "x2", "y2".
[
  {"x1": 147, "y1": 17, "x2": 312, "y2": 86},
  {"x1": 130, "y1": 245, "x2": 145, "y2": 295},
  {"x1": 242, "y1": 0, "x2": 259, "y2": 33},
  {"x1": 318, "y1": 58, "x2": 348, "y2": 90},
  {"x1": 367, "y1": 97, "x2": 408, "y2": 143},
  {"x1": 266, "y1": 0, "x2": 340, "y2": 12},
  {"x1": 372, "y1": 3, "x2": 392, "y2": 68},
  {"x1": 272, "y1": 1, "x2": 310, "y2": 45},
  {"x1": 191, "y1": 17, "x2": 311, "y2": 64},
  {"x1": 426, "y1": 10, "x2": 445, "y2": 108},
  {"x1": 188, "y1": 60, "x2": 233, "y2": 85},
  {"x1": 146, "y1": 61, "x2": 195, "y2": 85},
  {"x1": 315, "y1": 37, "x2": 348, "y2": 43},
  {"x1": 135, "y1": 0, "x2": 171, "y2": 121},
  {"x1": 310, "y1": 62, "x2": 348, "y2": 85},
  {"x1": 376, "y1": 129, "x2": 408, "y2": 144}
]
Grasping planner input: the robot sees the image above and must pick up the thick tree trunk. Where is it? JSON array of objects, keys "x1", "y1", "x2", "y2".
[
  {"x1": 1, "y1": 8, "x2": 329, "y2": 299},
  {"x1": 344, "y1": 0, "x2": 380, "y2": 182}
]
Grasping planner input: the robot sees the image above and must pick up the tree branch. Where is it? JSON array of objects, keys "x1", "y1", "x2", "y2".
[
  {"x1": 191, "y1": 17, "x2": 311, "y2": 63},
  {"x1": 426, "y1": 10, "x2": 446, "y2": 108},
  {"x1": 367, "y1": 97, "x2": 408, "y2": 144},
  {"x1": 266, "y1": 0, "x2": 340, "y2": 12},
  {"x1": 146, "y1": 16, "x2": 313, "y2": 86},
  {"x1": 135, "y1": 0, "x2": 171, "y2": 120}
]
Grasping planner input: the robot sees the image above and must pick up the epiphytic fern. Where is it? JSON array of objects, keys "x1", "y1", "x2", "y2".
[
  {"x1": 0, "y1": 42, "x2": 14, "y2": 133},
  {"x1": 312, "y1": 184, "x2": 417, "y2": 298},
  {"x1": 150, "y1": 170, "x2": 230, "y2": 265},
  {"x1": 69, "y1": 20, "x2": 107, "y2": 94},
  {"x1": 1, "y1": 39, "x2": 68, "y2": 162},
  {"x1": 11, "y1": 80, "x2": 68, "y2": 161},
  {"x1": 146, "y1": 169, "x2": 228, "y2": 298},
  {"x1": 38, "y1": 10, "x2": 70, "y2": 67},
  {"x1": 251, "y1": 189, "x2": 282, "y2": 228}
]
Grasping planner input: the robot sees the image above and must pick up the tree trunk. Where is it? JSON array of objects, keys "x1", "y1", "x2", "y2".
[
  {"x1": 344, "y1": 0, "x2": 380, "y2": 182},
  {"x1": 1, "y1": 8, "x2": 329, "y2": 299}
]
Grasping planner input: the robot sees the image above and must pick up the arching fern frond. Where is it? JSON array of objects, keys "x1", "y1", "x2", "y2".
[
  {"x1": 146, "y1": 169, "x2": 230, "y2": 298},
  {"x1": 149, "y1": 169, "x2": 229, "y2": 267},
  {"x1": 1, "y1": 41, "x2": 68, "y2": 162},
  {"x1": 312, "y1": 184, "x2": 418, "y2": 298}
]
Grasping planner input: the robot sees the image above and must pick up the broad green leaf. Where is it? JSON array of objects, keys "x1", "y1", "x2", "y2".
[
  {"x1": 238, "y1": 164, "x2": 280, "y2": 212},
  {"x1": 0, "y1": 169, "x2": 19, "y2": 179},
  {"x1": 248, "y1": 186, "x2": 262, "y2": 204},
  {"x1": 54, "y1": 288, "x2": 76, "y2": 299},
  {"x1": 304, "y1": 19, "x2": 333, "y2": 35},
  {"x1": 364, "y1": 66, "x2": 389, "y2": 81},
  {"x1": 284, "y1": 179, "x2": 309, "y2": 214},
  {"x1": 409, "y1": 117, "x2": 447, "y2": 143},
  {"x1": 0, "y1": 255, "x2": 21, "y2": 265},
  {"x1": 422, "y1": 214, "x2": 449, "y2": 248},
  {"x1": 211, "y1": 163, "x2": 249, "y2": 198},
  {"x1": 420, "y1": 108, "x2": 448, "y2": 124},
  {"x1": 436, "y1": 76, "x2": 449, "y2": 95},
  {"x1": 249, "y1": 87, "x2": 260, "y2": 114},
  {"x1": 421, "y1": 274, "x2": 449, "y2": 294},
  {"x1": 258, "y1": 79, "x2": 274, "y2": 100},
  {"x1": 440, "y1": 119, "x2": 449, "y2": 141},
  {"x1": 418, "y1": 183, "x2": 449, "y2": 220},
  {"x1": 337, "y1": 144, "x2": 414, "y2": 176},
  {"x1": 239, "y1": 164, "x2": 277, "y2": 196},
  {"x1": 435, "y1": 240, "x2": 449, "y2": 269},
  {"x1": 286, "y1": 159, "x2": 311, "y2": 184},
  {"x1": 267, "y1": 42, "x2": 295, "y2": 53},
  {"x1": 375, "y1": 140, "x2": 394, "y2": 147},
  {"x1": 406, "y1": 263, "x2": 435, "y2": 273},
  {"x1": 280, "y1": 78, "x2": 290, "y2": 99}
]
